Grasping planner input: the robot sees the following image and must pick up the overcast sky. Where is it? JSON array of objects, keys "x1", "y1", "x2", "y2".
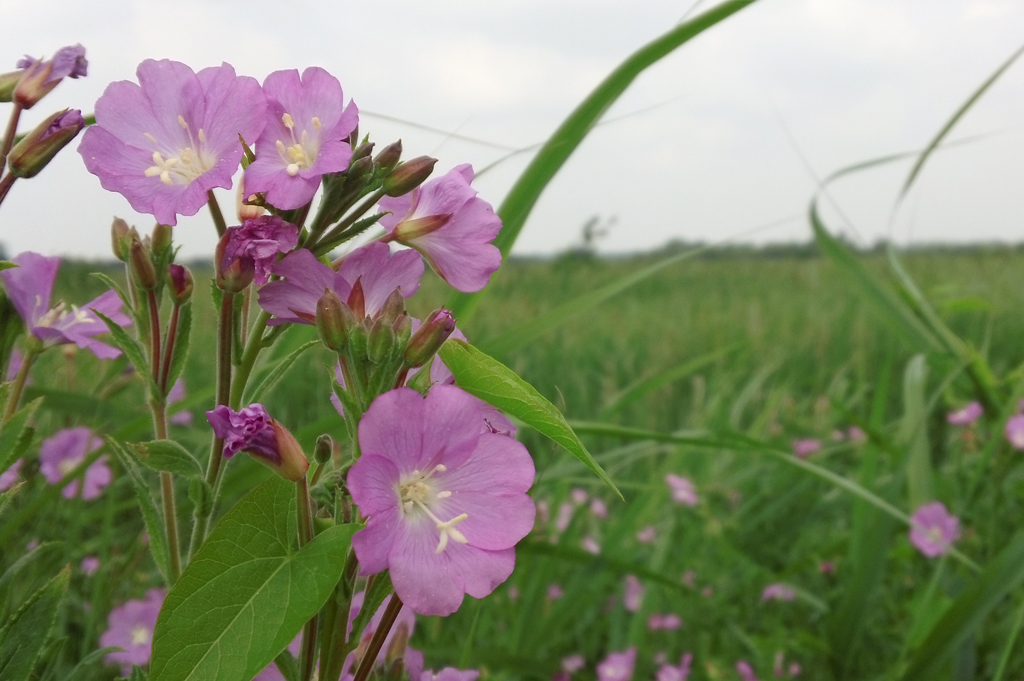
[{"x1": 1, "y1": 0, "x2": 1024, "y2": 260}]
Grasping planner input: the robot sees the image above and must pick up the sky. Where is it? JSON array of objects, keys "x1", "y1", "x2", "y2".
[{"x1": 1, "y1": 0, "x2": 1024, "y2": 260}]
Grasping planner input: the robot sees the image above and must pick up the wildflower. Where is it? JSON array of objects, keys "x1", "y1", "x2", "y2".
[
  {"x1": 348, "y1": 386, "x2": 536, "y2": 616},
  {"x1": 909, "y1": 501, "x2": 960, "y2": 558},
  {"x1": 571, "y1": 488, "x2": 588, "y2": 505},
  {"x1": 736, "y1": 661, "x2": 759, "y2": 681},
  {"x1": 415, "y1": 670, "x2": 480, "y2": 681},
  {"x1": 761, "y1": 583, "x2": 796, "y2": 602},
  {"x1": 590, "y1": 498, "x2": 608, "y2": 519},
  {"x1": 792, "y1": 439, "x2": 821, "y2": 459},
  {"x1": 831, "y1": 429, "x2": 845, "y2": 441},
  {"x1": 666, "y1": 474, "x2": 698, "y2": 506},
  {"x1": 636, "y1": 525, "x2": 657, "y2": 544},
  {"x1": 819, "y1": 561, "x2": 835, "y2": 575},
  {"x1": 648, "y1": 614, "x2": 683, "y2": 631},
  {"x1": 0, "y1": 459, "x2": 23, "y2": 491},
  {"x1": 13, "y1": 44, "x2": 87, "y2": 108},
  {"x1": 379, "y1": 164, "x2": 502, "y2": 292},
  {"x1": 167, "y1": 378, "x2": 193, "y2": 426},
  {"x1": 507, "y1": 586, "x2": 520, "y2": 602},
  {"x1": 581, "y1": 536, "x2": 601, "y2": 555},
  {"x1": 596, "y1": 648, "x2": 636, "y2": 681},
  {"x1": 81, "y1": 556, "x2": 100, "y2": 575},
  {"x1": 624, "y1": 575, "x2": 644, "y2": 612},
  {"x1": 39, "y1": 427, "x2": 110, "y2": 500},
  {"x1": 547, "y1": 584, "x2": 564, "y2": 600},
  {"x1": 1006, "y1": 414, "x2": 1024, "y2": 450},
  {"x1": 205, "y1": 404, "x2": 309, "y2": 481},
  {"x1": 554, "y1": 502, "x2": 574, "y2": 533},
  {"x1": 847, "y1": 425, "x2": 867, "y2": 442},
  {"x1": 216, "y1": 215, "x2": 298, "y2": 289},
  {"x1": 99, "y1": 589, "x2": 165, "y2": 675},
  {"x1": 563, "y1": 655, "x2": 586, "y2": 674},
  {"x1": 7, "y1": 108, "x2": 86, "y2": 178},
  {"x1": 947, "y1": 401, "x2": 983, "y2": 426},
  {"x1": 701, "y1": 586, "x2": 714, "y2": 598},
  {"x1": 656, "y1": 654, "x2": 693, "y2": 681},
  {"x1": 344, "y1": 590, "x2": 420, "y2": 672},
  {"x1": 244, "y1": 67, "x2": 358, "y2": 209},
  {"x1": 258, "y1": 244, "x2": 422, "y2": 326},
  {"x1": 79, "y1": 59, "x2": 266, "y2": 226},
  {"x1": 788, "y1": 662, "x2": 802, "y2": 677},
  {"x1": 681, "y1": 570, "x2": 696, "y2": 588},
  {"x1": 0, "y1": 252, "x2": 130, "y2": 359}
]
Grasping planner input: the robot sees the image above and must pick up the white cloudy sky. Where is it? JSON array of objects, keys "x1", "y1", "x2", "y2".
[{"x1": 1, "y1": 0, "x2": 1024, "y2": 259}]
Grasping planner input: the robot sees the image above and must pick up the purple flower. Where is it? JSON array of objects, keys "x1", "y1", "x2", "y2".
[
  {"x1": 0, "y1": 459, "x2": 23, "y2": 491},
  {"x1": 14, "y1": 44, "x2": 87, "y2": 108},
  {"x1": 258, "y1": 244, "x2": 422, "y2": 326},
  {"x1": 792, "y1": 439, "x2": 821, "y2": 459},
  {"x1": 167, "y1": 378, "x2": 193, "y2": 427},
  {"x1": 947, "y1": 401, "x2": 983, "y2": 426},
  {"x1": 656, "y1": 654, "x2": 693, "y2": 681},
  {"x1": 416, "y1": 670, "x2": 480, "y2": 681},
  {"x1": 547, "y1": 584, "x2": 564, "y2": 600},
  {"x1": 636, "y1": 525, "x2": 656, "y2": 544},
  {"x1": 0, "y1": 252, "x2": 130, "y2": 359},
  {"x1": 581, "y1": 536, "x2": 601, "y2": 555},
  {"x1": 379, "y1": 164, "x2": 502, "y2": 292},
  {"x1": 665, "y1": 474, "x2": 698, "y2": 506},
  {"x1": 554, "y1": 502, "x2": 574, "y2": 533},
  {"x1": 847, "y1": 425, "x2": 867, "y2": 442},
  {"x1": 218, "y1": 216, "x2": 299, "y2": 287},
  {"x1": 39, "y1": 427, "x2": 110, "y2": 500},
  {"x1": 346, "y1": 590, "x2": 419, "y2": 665},
  {"x1": 596, "y1": 648, "x2": 636, "y2": 681},
  {"x1": 737, "y1": 661, "x2": 760, "y2": 681},
  {"x1": 590, "y1": 498, "x2": 608, "y2": 519},
  {"x1": 205, "y1": 404, "x2": 309, "y2": 481},
  {"x1": 78, "y1": 59, "x2": 266, "y2": 226},
  {"x1": 99, "y1": 589, "x2": 165, "y2": 675},
  {"x1": 1006, "y1": 414, "x2": 1024, "y2": 450},
  {"x1": 570, "y1": 488, "x2": 588, "y2": 505},
  {"x1": 648, "y1": 613, "x2": 683, "y2": 631},
  {"x1": 81, "y1": 556, "x2": 101, "y2": 576},
  {"x1": 562, "y1": 655, "x2": 586, "y2": 674},
  {"x1": 909, "y1": 501, "x2": 961, "y2": 558},
  {"x1": 761, "y1": 583, "x2": 796, "y2": 602},
  {"x1": 682, "y1": 570, "x2": 696, "y2": 588},
  {"x1": 624, "y1": 575, "x2": 644, "y2": 612},
  {"x1": 348, "y1": 385, "x2": 536, "y2": 616},
  {"x1": 244, "y1": 67, "x2": 359, "y2": 210}
]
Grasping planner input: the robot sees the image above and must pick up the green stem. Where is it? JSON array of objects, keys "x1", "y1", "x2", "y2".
[
  {"x1": 0, "y1": 103, "x2": 23, "y2": 172},
  {"x1": 994, "y1": 589, "x2": 1024, "y2": 681},
  {"x1": 297, "y1": 476, "x2": 317, "y2": 681},
  {"x1": 2, "y1": 347, "x2": 35, "y2": 423},
  {"x1": 230, "y1": 310, "x2": 269, "y2": 409},
  {"x1": 146, "y1": 290, "x2": 162, "y2": 380},
  {"x1": 0, "y1": 172, "x2": 16, "y2": 208},
  {"x1": 207, "y1": 190, "x2": 228, "y2": 237},
  {"x1": 154, "y1": 405, "x2": 181, "y2": 582},
  {"x1": 159, "y1": 304, "x2": 180, "y2": 393},
  {"x1": 352, "y1": 594, "x2": 403, "y2": 681},
  {"x1": 310, "y1": 189, "x2": 386, "y2": 254}
]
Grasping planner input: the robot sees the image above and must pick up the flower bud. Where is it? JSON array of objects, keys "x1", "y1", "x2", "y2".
[
  {"x1": 129, "y1": 236, "x2": 157, "y2": 290},
  {"x1": 168, "y1": 264, "x2": 194, "y2": 305},
  {"x1": 405, "y1": 309, "x2": 456, "y2": 368},
  {"x1": 316, "y1": 288, "x2": 355, "y2": 351},
  {"x1": 385, "y1": 621, "x2": 411, "y2": 667},
  {"x1": 7, "y1": 109, "x2": 85, "y2": 178},
  {"x1": 214, "y1": 229, "x2": 254, "y2": 292},
  {"x1": 376, "y1": 289, "x2": 406, "y2": 327},
  {"x1": 351, "y1": 140, "x2": 375, "y2": 162},
  {"x1": 0, "y1": 70, "x2": 21, "y2": 103},
  {"x1": 374, "y1": 140, "x2": 402, "y2": 174},
  {"x1": 367, "y1": 317, "x2": 395, "y2": 364},
  {"x1": 111, "y1": 218, "x2": 131, "y2": 261},
  {"x1": 393, "y1": 314, "x2": 413, "y2": 347},
  {"x1": 271, "y1": 421, "x2": 311, "y2": 482},
  {"x1": 151, "y1": 223, "x2": 173, "y2": 256},
  {"x1": 206, "y1": 404, "x2": 309, "y2": 482},
  {"x1": 13, "y1": 45, "x2": 88, "y2": 109},
  {"x1": 383, "y1": 156, "x2": 437, "y2": 197},
  {"x1": 314, "y1": 434, "x2": 333, "y2": 465},
  {"x1": 346, "y1": 155, "x2": 374, "y2": 184}
]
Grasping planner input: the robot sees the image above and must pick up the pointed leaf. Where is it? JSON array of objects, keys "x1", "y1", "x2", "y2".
[
  {"x1": 130, "y1": 440, "x2": 203, "y2": 479},
  {"x1": 107, "y1": 438, "x2": 173, "y2": 584},
  {"x1": 0, "y1": 566, "x2": 70, "y2": 681},
  {"x1": 95, "y1": 310, "x2": 157, "y2": 395},
  {"x1": 243, "y1": 340, "x2": 321, "y2": 405},
  {"x1": 900, "y1": 355, "x2": 933, "y2": 509},
  {"x1": 164, "y1": 301, "x2": 192, "y2": 394},
  {"x1": 0, "y1": 397, "x2": 41, "y2": 473}
]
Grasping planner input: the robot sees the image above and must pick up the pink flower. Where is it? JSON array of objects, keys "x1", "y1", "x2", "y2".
[
  {"x1": 81, "y1": 556, "x2": 101, "y2": 575},
  {"x1": 909, "y1": 501, "x2": 960, "y2": 558},
  {"x1": 947, "y1": 401, "x2": 983, "y2": 426},
  {"x1": 218, "y1": 216, "x2": 299, "y2": 287},
  {"x1": 0, "y1": 459, "x2": 23, "y2": 491},
  {"x1": 819, "y1": 561, "x2": 835, "y2": 575},
  {"x1": 1006, "y1": 414, "x2": 1024, "y2": 450},
  {"x1": 792, "y1": 439, "x2": 821, "y2": 459},
  {"x1": 761, "y1": 583, "x2": 796, "y2": 602},
  {"x1": 571, "y1": 488, "x2": 588, "y2": 505},
  {"x1": 847, "y1": 426, "x2": 867, "y2": 442},
  {"x1": 581, "y1": 536, "x2": 601, "y2": 555},
  {"x1": 39, "y1": 427, "x2": 110, "y2": 500},
  {"x1": 244, "y1": 67, "x2": 358, "y2": 210},
  {"x1": 562, "y1": 655, "x2": 586, "y2": 674},
  {"x1": 666, "y1": 474, "x2": 698, "y2": 506},
  {"x1": 379, "y1": 164, "x2": 502, "y2": 292},
  {"x1": 737, "y1": 660, "x2": 759, "y2": 681},
  {"x1": 831, "y1": 429, "x2": 845, "y2": 442},
  {"x1": 656, "y1": 654, "x2": 692, "y2": 681},
  {"x1": 596, "y1": 648, "x2": 636, "y2": 681},
  {"x1": 99, "y1": 589, "x2": 165, "y2": 675},
  {"x1": 648, "y1": 613, "x2": 683, "y2": 631},
  {"x1": 590, "y1": 498, "x2": 608, "y2": 519},
  {"x1": 555, "y1": 502, "x2": 574, "y2": 533},
  {"x1": 13, "y1": 44, "x2": 87, "y2": 109},
  {"x1": 547, "y1": 584, "x2": 564, "y2": 600},
  {"x1": 624, "y1": 575, "x2": 644, "y2": 612},
  {"x1": 681, "y1": 570, "x2": 696, "y2": 588},
  {"x1": 415, "y1": 670, "x2": 479, "y2": 681},
  {"x1": 79, "y1": 59, "x2": 265, "y2": 226},
  {"x1": 167, "y1": 378, "x2": 193, "y2": 427},
  {"x1": 348, "y1": 386, "x2": 536, "y2": 616},
  {"x1": 636, "y1": 525, "x2": 657, "y2": 544},
  {"x1": 205, "y1": 403, "x2": 308, "y2": 481}
]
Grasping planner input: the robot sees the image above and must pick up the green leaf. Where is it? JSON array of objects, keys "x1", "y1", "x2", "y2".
[
  {"x1": 0, "y1": 397, "x2": 41, "y2": 473},
  {"x1": 0, "y1": 261, "x2": 16, "y2": 272},
  {"x1": 900, "y1": 355, "x2": 933, "y2": 509},
  {"x1": 0, "y1": 541, "x2": 62, "y2": 617},
  {"x1": 63, "y1": 646, "x2": 122, "y2": 681},
  {"x1": 0, "y1": 483, "x2": 23, "y2": 519},
  {"x1": 900, "y1": 530, "x2": 1024, "y2": 679},
  {"x1": 95, "y1": 310, "x2": 158, "y2": 396},
  {"x1": 150, "y1": 477, "x2": 359, "y2": 681},
  {"x1": 447, "y1": 0, "x2": 760, "y2": 320},
  {"x1": 164, "y1": 301, "x2": 192, "y2": 394},
  {"x1": 243, "y1": 340, "x2": 321, "y2": 405},
  {"x1": 438, "y1": 340, "x2": 620, "y2": 498},
  {"x1": 23, "y1": 385, "x2": 135, "y2": 423},
  {"x1": 0, "y1": 566, "x2": 70, "y2": 681},
  {"x1": 130, "y1": 440, "x2": 203, "y2": 479},
  {"x1": 107, "y1": 438, "x2": 173, "y2": 584}
]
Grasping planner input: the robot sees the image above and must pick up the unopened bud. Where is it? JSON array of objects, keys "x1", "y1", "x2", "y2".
[
  {"x1": 346, "y1": 155, "x2": 374, "y2": 184},
  {"x1": 316, "y1": 288, "x2": 354, "y2": 351},
  {"x1": 377, "y1": 289, "x2": 405, "y2": 327},
  {"x1": 271, "y1": 421, "x2": 310, "y2": 482},
  {"x1": 314, "y1": 434, "x2": 333, "y2": 465},
  {"x1": 368, "y1": 318, "x2": 395, "y2": 364},
  {"x1": 13, "y1": 45, "x2": 88, "y2": 109},
  {"x1": 383, "y1": 156, "x2": 437, "y2": 197},
  {"x1": 393, "y1": 314, "x2": 412, "y2": 347},
  {"x1": 129, "y1": 236, "x2": 157, "y2": 290},
  {"x1": 7, "y1": 109, "x2": 85, "y2": 178},
  {"x1": 214, "y1": 229, "x2": 254, "y2": 292},
  {"x1": 151, "y1": 223, "x2": 173, "y2": 255},
  {"x1": 385, "y1": 622, "x2": 411, "y2": 666},
  {"x1": 0, "y1": 70, "x2": 21, "y2": 102},
  {"x1": 405, "y1": 309, "x2": 456, "y2": 368},
  {"x1": 111, "y1": 218, "x2": 131, "y2": 261},
  {"x1": 351, "y1": 140, "x2": 375, "y2": 162},
  {"x1": 168, "y1": 264, "x2": 194, "y2": 305},
  {"x1": 374, "y1": 140, "x2": 402, "y2": 174}
]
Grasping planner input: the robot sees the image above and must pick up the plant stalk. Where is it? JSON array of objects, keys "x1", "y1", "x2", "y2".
[
  {"x1": 352, "y1": 594, "x2": 403, "y2": 681},
  {"x1": 0, "y1": 103, "x2": 23, "y2": 172},
  {"x1": 2, "y1": 347, "x2": 36, "y2": 423},
  {"x1": 207, "y1": 190, "x2": 228, "y2": 237},
  {"x1": 297, "y1": 476, "x2": 317, "y2": 681}
]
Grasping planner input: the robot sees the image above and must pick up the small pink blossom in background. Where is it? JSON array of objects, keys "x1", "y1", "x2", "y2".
[
  {"x1": 656, "y1": 653, "x2": 692, "y2": 681},
  {"x1": 100, "y1": 589, "x2": 165, "y2": 675},
  {"x1": 507, "y1": 586, "x2": 519, "y2": 602},
  {"x1": 562, "y1": 655, "x2": 586, "y2": 674},
  {"x1": 819, "y1": 561, "x2": 835, "y2": 576},
  {"x1": 636, "y1": 525, "x2": 657, "y2": 544},
  {"x1": 417, "y1": 669, "x2": 480, "y2": 681},
  {"x1": 792, "y1": 439, "x2": 821, "y2": 459},
  {"x1": 555, "y1": 502, "x2": 574, "y2": 533},
  {"x1": 701, "y1": 586, "x2": 714, "y2": 598},
  {"x1": 665, "y1": 473, "x2": 698, "y2": 506},
  {"x1": 581, "y1": 536, "x2": 601, "y2": 555},
  {"x1": 947, "y1": 401, "x2": 983, "y2": 426},
  {"x1": 624, "y1": 575, "x2": 644, "y2": 612},
  {"x1": 1005, "y1": 414, "x2": 1024, "y2": 450},
  {"x1": 39, "y1": 427, "x2": 111, "y2": 500},
  {"x1": 597, "y1": 648, "x2": 636, "y2": 681},
  {"x1": 167, "y1": 378, "x2": 193, "y2": 426},
  {"x1": 0, "y1": 459, "x2": 23, "y2": 491},
  {"x1": 571, "y1": 488, "x2": 589, "y2": 505},
  {"x1": 788, "y1": 663, "x2": 802, "y2": 676},
  {"x1": 909, "y1": 501, "x2": 961, "y2": 558},
  {"x1": 654, "y1": 652, "x2": 668, "y2": 666},
  {"x1": 737, "y1": 660, "x2": 760, "y2": 681},
  {"x1": 547, "y1": 584, "x2": 564, "y2": 600},
  {"x1": 536, "y1": 500, "x2": 550, "y2": 525},
  {"x1": 682, "y1": 570, "x2": 696, "y2": 588},
  {"x1": 647, "y1": 613, "x2": 683, "y2": 631},
  {"x1": 590, "y1": 498, "x2": 608, "y2": 519},
  {"x1": 252, "y1": 635, "x2": 301, "y2": 680},
  {"x1": 847, "y1": 426, "x2": 867, "y2": 442},
  {"x1": 761, "y1": 583, "x2": 796, "y2": 602},
  {"x1": 80, "y1": 556, "x2": 100, "y2": 575},
  {"x1": 831, "y1": 429, "x2": 845, "y2": 442}
]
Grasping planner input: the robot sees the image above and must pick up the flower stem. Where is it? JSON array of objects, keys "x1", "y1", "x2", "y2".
[
  {"x1": 0, "y1": 172, "x2": 17, "y2": 208},
  {"x1": 310, "y1": 189, "x2": 386, "y2": 255},
  {"x1": 296, "y1": 475, "x2": 317, "y2": 681},
  {"x1": 0, "y1": 103, "x2": 23, "y2": 172},
  {"x1": 207, "y1": 190, "x2": 228, "y2": 237},
  {"x1": 146, "y1": 290, "x2": 162, "y2": 383},
  {"x1": 2, "y1": 347, "x2": 36, "y2": 423},
  {"x1": 159, "y1": 304, "x2": 181, "y2": 393},
  {"x1": 229, "y1": 310, "x2": 269, "y2": 409},
  {"x1": 154, "y1": 404, "x2": 182, "y2": 582},
  {"x1": 352, "y1": 594, "x2": 403, "y2": 681}
]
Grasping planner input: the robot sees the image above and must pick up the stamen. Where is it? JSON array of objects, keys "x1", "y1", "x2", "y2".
[
  {"x1": 282, "y1": 113, "x2": 295, "y2": 129},
  {"x1": 178, "y1": 115, "x2": 188, "y2": 129},
  {"x1": 286, "y1": 163, "x2": 300, "y2": 177},
  {"x1": 312, "y1": 117, "x2": 322, "y2": 130},
  {"x1": 143, "y1": 132, "x2": 158, "y2": 144},
  {"x1": 198, "y1": 129, "x2": 207, "y2": 143},
  {"x1": 435, "y1": 464, "x2": 447, "y2": 472},
  {"x1": 437, "y1": 491, "x2": 451, "y2": 499}
]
